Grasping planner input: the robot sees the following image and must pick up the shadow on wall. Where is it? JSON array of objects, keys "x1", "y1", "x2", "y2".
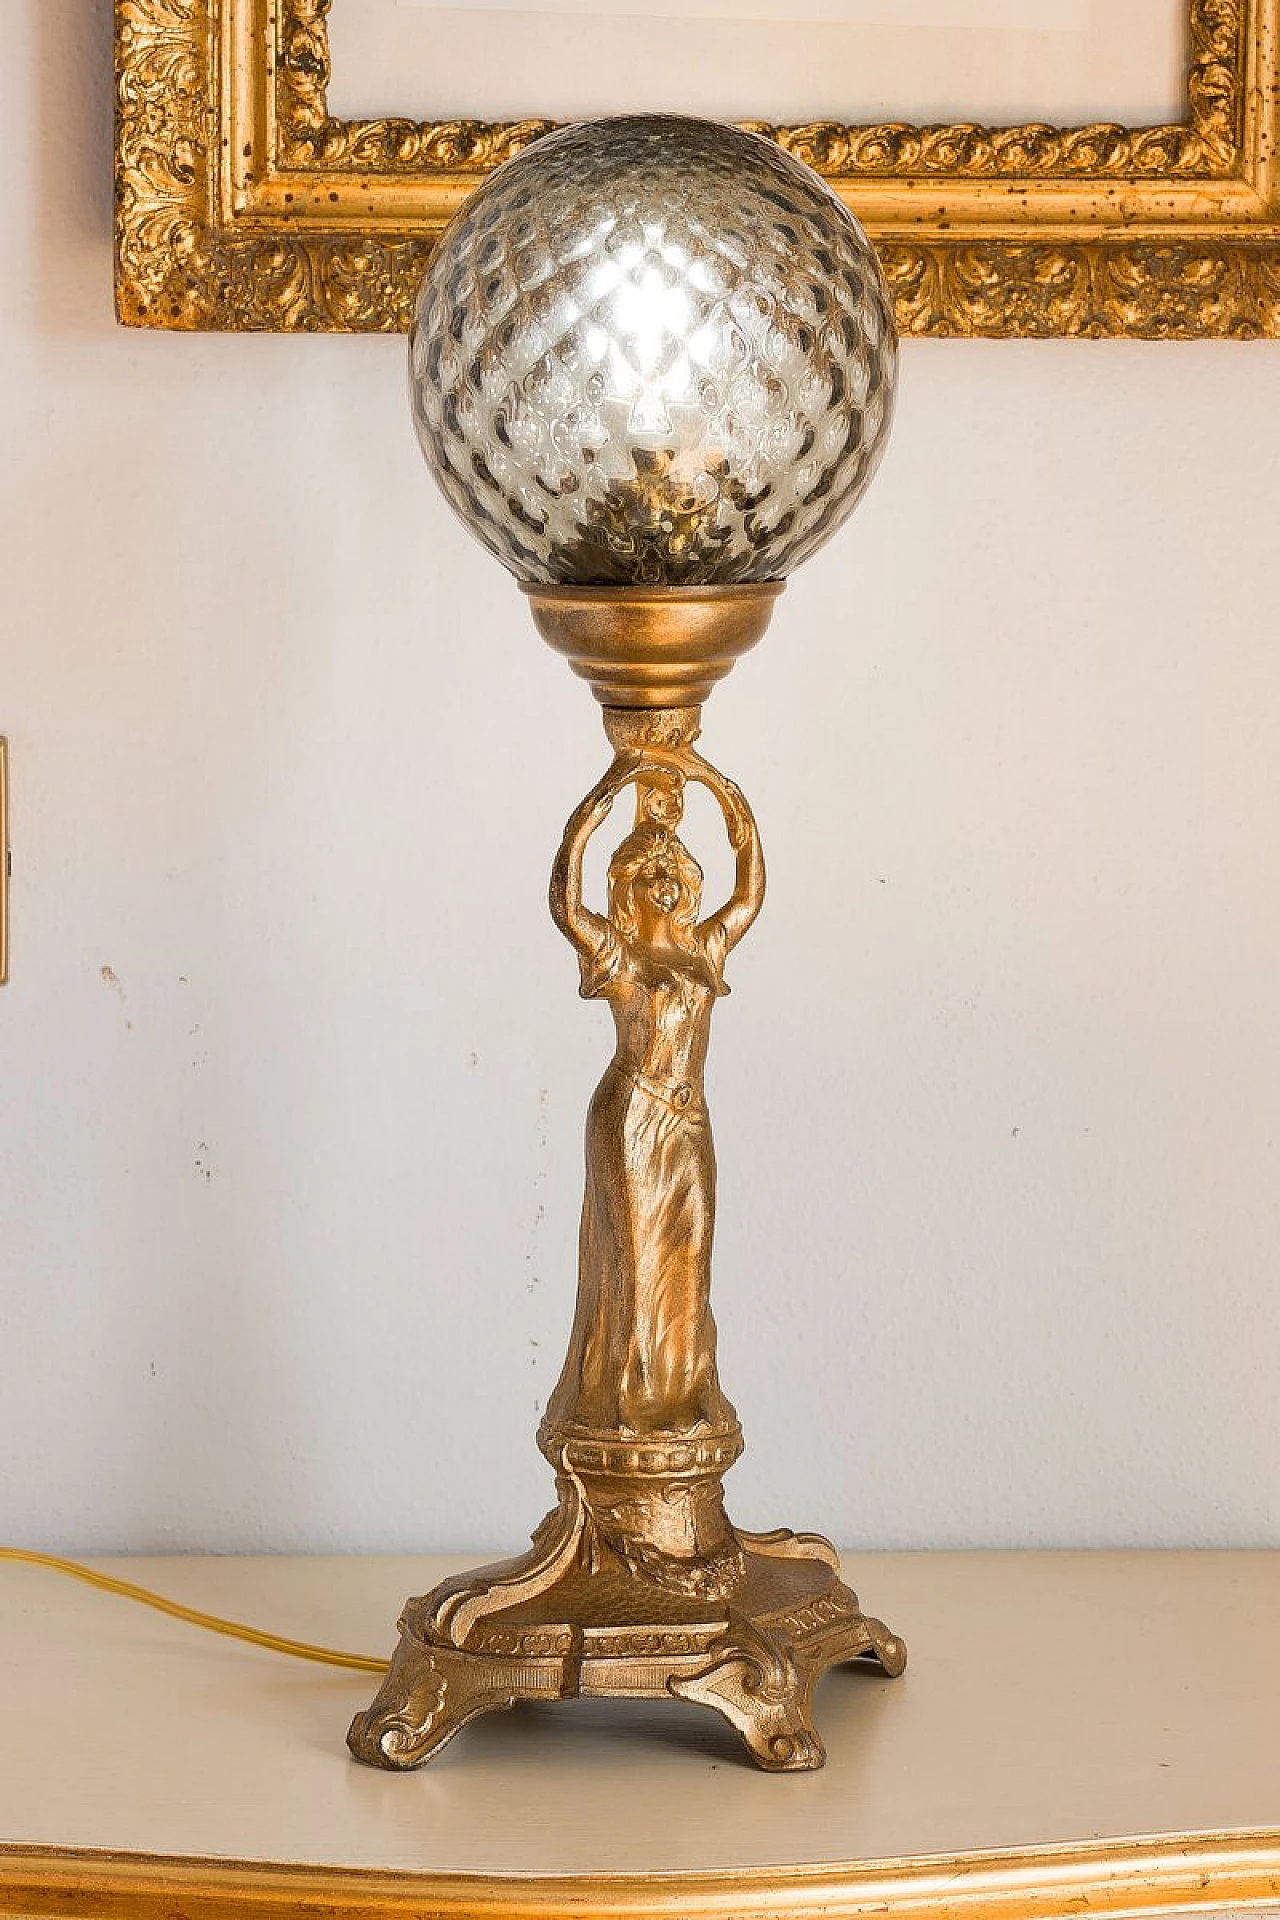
[
  {"x1": 36, "y1": 0, "x2": 116, "y2": 335},
  {"x1": 15, "y1": 0, "x2": 364, "y2": 1548},
  {"x1": 13, "y1": 0, "x2": 519, "y2": 1554}
]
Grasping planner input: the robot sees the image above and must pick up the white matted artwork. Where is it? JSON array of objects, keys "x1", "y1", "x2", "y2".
[{"x1": 327, "y1": 0, "x2": 1187, "y2": 127}]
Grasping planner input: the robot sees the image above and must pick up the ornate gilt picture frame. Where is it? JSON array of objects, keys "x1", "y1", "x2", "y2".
[{"x1": 116, "y1": 0, "x2": 1280, "y2": 337}]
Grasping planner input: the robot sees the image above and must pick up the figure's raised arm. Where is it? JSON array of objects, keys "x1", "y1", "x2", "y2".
[
  {"x1": 692, "y1": 755, "x2": 766, "y2": 953},
  {"x1": 548, "y1": 759, "x2": 634, "y2": 960}
]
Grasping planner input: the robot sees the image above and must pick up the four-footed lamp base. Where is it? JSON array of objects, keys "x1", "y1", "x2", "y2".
[{"x1": 348, "y1": 1478, "x2": 906, "y2": 1773}]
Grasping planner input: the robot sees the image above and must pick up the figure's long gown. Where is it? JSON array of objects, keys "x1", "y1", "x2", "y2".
[{"x1": 545, "y1": 924, "x2": 738, "y2": 1439}]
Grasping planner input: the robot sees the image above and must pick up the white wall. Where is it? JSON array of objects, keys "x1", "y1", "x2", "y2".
[{"x1": 2, "y1": 1, "x2": 1278, "y2": 1557}]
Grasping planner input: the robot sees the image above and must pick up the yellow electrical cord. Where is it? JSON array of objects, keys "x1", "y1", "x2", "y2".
[{"x1": 0, "y1": 1548, "x2": 389, "y2": 1675}]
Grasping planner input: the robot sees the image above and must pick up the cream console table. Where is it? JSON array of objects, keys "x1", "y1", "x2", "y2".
[{"x1": 1, "y1": 1553, "x2": 1277, "y2": 1920}]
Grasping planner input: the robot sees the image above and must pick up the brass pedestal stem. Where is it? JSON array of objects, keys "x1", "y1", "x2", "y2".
[{"x1": 349, "y1": 585, "x2": 905, "y2": 1774}]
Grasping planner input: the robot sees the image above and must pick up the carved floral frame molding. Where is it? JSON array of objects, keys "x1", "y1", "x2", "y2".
[{"x1": 116, "y1": 0, "x2": 1280, "y2": 337}]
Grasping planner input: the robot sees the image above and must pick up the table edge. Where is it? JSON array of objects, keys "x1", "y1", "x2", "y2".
[{"x1": 1, "y1": 1830, "x2": 1279, "y2": 1920}]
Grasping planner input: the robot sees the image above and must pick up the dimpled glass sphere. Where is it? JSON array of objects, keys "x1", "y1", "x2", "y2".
[{"x1": 408, "y1": 115, "x2": 897, "y2": 586}]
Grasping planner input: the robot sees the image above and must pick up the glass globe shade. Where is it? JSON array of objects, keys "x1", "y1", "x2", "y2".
[{"x1": 408, "y1": 114, "x2": 897, "y2": 587}]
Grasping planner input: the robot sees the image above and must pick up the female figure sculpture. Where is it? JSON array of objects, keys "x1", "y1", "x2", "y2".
[
  {"x1": 544, "y1": 743, "x2": 765, "y2": 1450},
  {"x1": 350, "y1": 671, "x2": 905, "y2": 1778}
]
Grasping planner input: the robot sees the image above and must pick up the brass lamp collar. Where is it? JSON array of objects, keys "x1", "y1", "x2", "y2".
[{"x1": 521, "y1": 580, "x2": 784, "y2": 710}]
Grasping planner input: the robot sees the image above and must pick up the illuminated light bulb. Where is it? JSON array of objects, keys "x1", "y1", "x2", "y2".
[{"x1": 408, "y1": 114, "x2": 897, "y2": 587}]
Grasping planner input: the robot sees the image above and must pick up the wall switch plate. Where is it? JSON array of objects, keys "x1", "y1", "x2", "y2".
[{"x1": 1, "y1": 738, "x2": 8, "y2": 984}]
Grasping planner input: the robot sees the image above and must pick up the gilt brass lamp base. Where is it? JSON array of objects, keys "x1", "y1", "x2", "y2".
[
  {"x1": 350, "y1": 585, "x2": 905, "y2": 1774},
  {"x1": 349, "y1": 1479, "x2": 905, "y2": 1772}
]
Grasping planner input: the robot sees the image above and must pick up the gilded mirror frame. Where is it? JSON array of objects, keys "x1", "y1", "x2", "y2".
[{"x1": 116, "y1": 0, "x2": 1280, "y2": 336}]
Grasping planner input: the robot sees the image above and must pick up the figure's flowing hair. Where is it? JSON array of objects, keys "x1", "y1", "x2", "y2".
[{"x1": 607, "y1": 827, "x2": 703, "y2": 956}]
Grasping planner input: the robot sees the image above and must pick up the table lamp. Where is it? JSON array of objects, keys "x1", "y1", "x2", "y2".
[{"x1": 348, "y1": 113, "x2": 906, "y2": 1775}]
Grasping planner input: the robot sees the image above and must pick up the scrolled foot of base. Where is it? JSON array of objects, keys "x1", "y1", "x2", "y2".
[
  {"x1": 670, "y1": 1621, "x2": 826, "y2": 1771},
  {"x1": 347, "y1": 1636, "x2": 527, "y2": 1770},
  {"x1": 862, "y1": 1613, "x2": 908, "y2": 1678}
]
